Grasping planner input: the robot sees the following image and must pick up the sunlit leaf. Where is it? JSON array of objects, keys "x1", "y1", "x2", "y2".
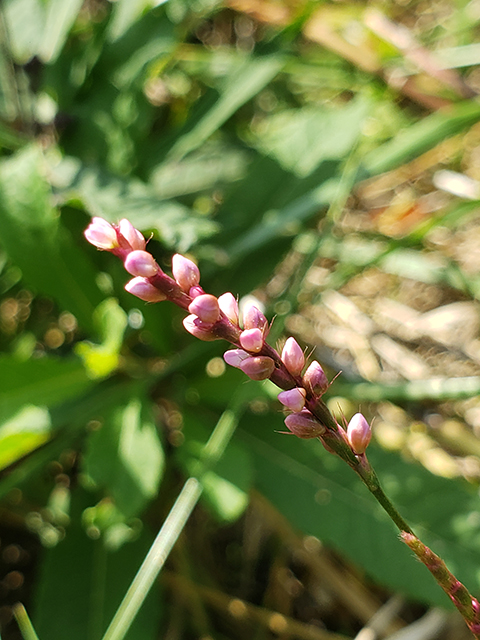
[{"x1": 83, "y1": 393, "x2": 165, "y2": 518}]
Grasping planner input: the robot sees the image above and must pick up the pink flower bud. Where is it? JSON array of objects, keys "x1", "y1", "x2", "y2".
[
  {"x1": 278, "y1": 387, "x2": 306, "y2": 412},
  {"x1": 84, "y1": 217, "x2": 118, "y2": 250},
  {"x1": 125, "y1": 277, "x2": 166, "y2": 302},
  {"x1": 189, "y1": 286, "x2": 204, "y2": 299},
  {"x1": 118, "y1": 219, "x2": 145, "y2": 251},
  {"x1": 243, "y1": 304, "x2": 268, "y2": 332},
  {"x1": 218, "y1": 292, "x2": 239, "y2": 324},
  {"x1": 183, "y1": 314, "x2": 217, "y2": 341},
  {"x1": 188, "y1": 294, "x2": 220, "y2": 324},
  {"x1": 240, "y1": 328, "x2": 264, "y2": 353},
  {"x1": 172, "y1": 254, "x2": 200, "y2": 292},
  {"x1": 223, "y1": 349, "x2": 250, "y2": 368},
  {"x1": 124, "y1": 250, "x2": 158, "y2": 277},
  {"x1": 239, "y1": 356, "x2": 275, "y2": 380},
  {"x1": 284, "y1": 410, "x2": 326, "y2": 439},
  {"x1": 281, "y1": 337, "x2": 305, "y2": 376},
  {"x1": 347, "y1": 413, "x2": 372, "y2": 454},
  {"x1": 303, "y1": 361, "x2": 328, "y2": 395}
]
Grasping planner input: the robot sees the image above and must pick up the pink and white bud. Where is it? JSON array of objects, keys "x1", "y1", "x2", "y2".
[
  {"x1": 118, "y1": 219, "x2": 145, "y2": 251},
  {"x1": 183, "y1": 314, "x2": 217, "y2": 341},
  {"x1": 347, "y1": 413, "x2": 372, "y2": 454},
  {"x1": 125, "y1": 277, "x2": 166, "y2": 302},
  {"x1": 189, "y1": 286, "x2": 204, "y2": 299},
  {"x1": 278, "y1": 387, "x2": 306, "y2": 412},
  {"x1": 281, "y1": 337, "x2": 305, "y2": 376},
  {"x1": 240, "y1": 328, "x2": 264, "y2": 353},
  {"x1": 124, "y1": 250, "x2": 158, "y2": 278},
  {"x1": 239, "y1": 356, "x2": 275, "y2": 381},
  {"x1": 303, "y1": 361, "x2": 328, "y2": 395},
  {"x1": 84, "y1": 217, "x2": 118, "y2": 250},
  {"x1": 284, "y1": 410, "x2": 326, "y2": 439},
  {"x1": 243, "y1": 304, "x2": 268, "y2": 332},
  {"x1": 218, "y1": 292, "x2": 239, "y2": 324},
  {"x1": 188, "y1": 294, "x2": 220, "y2": 324},
  {"x1": 223, "y1": 349, "x2": 250, "y2": 368},
  {"x1": 172, "y1": 254, "x2": 200, "y2": 292}
]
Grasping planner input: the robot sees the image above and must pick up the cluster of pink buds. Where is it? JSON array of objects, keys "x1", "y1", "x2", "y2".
[{"x1": 84, "y1": 217, "x2": 372, "y2": 457}]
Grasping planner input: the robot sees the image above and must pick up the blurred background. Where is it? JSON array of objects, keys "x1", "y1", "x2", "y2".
[{"x1": 1, "y1": 0, "x2": 480, "y2": 638}]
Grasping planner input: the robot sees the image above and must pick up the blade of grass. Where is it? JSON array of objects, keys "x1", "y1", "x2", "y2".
[
  {"x1": 101, "y1": 393, "x2": 246, "y2": 640},
  {"x1": 13, "y1": 604, "x2": 40, "y2": 640}
]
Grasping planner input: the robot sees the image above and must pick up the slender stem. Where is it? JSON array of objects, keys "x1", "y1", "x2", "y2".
[
  {"x1": 13, "y1": 604, "x2": 40, "y2": 640},
  {"x1": 101, "y1": 403, "x2": 243, "y2": 640},
  {"x1": 353, "y1": 461, "x2": 414, "y2": 534}
]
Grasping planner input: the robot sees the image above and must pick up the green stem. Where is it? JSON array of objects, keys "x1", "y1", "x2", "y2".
[
  {"x1": 354, "y1": 460, "x2": 414, "y2": 535},
  {"x1": 101, "y1": 401, "x2": 244, "y2": 640},
  {"x1": 13, "y1": 604, "x2": 40, "y2": 640}
]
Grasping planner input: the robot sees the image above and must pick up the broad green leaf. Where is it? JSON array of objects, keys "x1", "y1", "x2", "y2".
[
  {"x1": 2, "y1": 0, "x2": 45, "y2": 63},
  {"x1": 107, "y1": 0, "x2": 168, "y2": 42},
  {"x1": 33, "y1": 487, "x2": 161, "y2": 640},
  {"x1": 0, "y1": 405, "x2": 51, "y2": 471},
  {"x1": 38, "y1": 0, "x2": 84, "y2": 63},
  {"x1": 75, "y1": 299, "x2": 128, "y2": 379},
  {"x1": 253, "y1": 99, "x2": 370, "y2": 177},
  {"x1": 0, "y1": 382, "x2": 134, "y2": 501},
  {"x1": 240, "y1": 413, "x2": 480, "y2": 607},
  {"x1": 0, "y1": 355, "x2": 92, "y2": 424},
  {"x1": 0, "y1": 145, "x2": 103, "y2": 330},
  {"x1": 54, "y1": 159, "x2": 218, "y2": 251},
  {"x1": 150, "y1": 144, "x2": 248, "y2": 198},
  {"x1": 84, "y1": 393, "x2": 165, "y2": 518}
]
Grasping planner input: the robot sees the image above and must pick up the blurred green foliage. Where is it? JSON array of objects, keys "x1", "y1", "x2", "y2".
[{"x1": 1, "y1": 0, "x2": 480, "y2": 638}]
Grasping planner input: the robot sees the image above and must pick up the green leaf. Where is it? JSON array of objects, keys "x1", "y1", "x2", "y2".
[
  {"x1": 107, "y1": 0, "x2": 167, "y2": 42},
  {"x1": 33, "y1": 487, "x2": 161, "y2": 640},
  {"x1": 83, "y1": 393, "x2": 165, "y2": 518},
  {"x1": 0, "y1": 145, "x2": 103, "y2": 330},
  {"x1": 38, "y1": 0, "x2": 84, "y2": 63},
  {"x1": 0, "y1": 405, "x2": 51, "y2": 471},
  {"x1": 239, "y1": 413, "x2": 480, "y2": 607},
  {"x1": 2, "y1": 0, "x2": 45, "y2": 63},
  {"x1": 253, "y1": 99, "x2": 370, "y2": 177},
  {"x1": 364, "y1": 100, "x2": 480, "y2": 175},
  {"x1": 54, "y1": 159, "x2": 218, "y2": 251},
  {"x1": 0, "y1": 355, "x2": 92, "y2": 424},
  {"x1": 75, "y1": 299, "x2": 128, "y2": 379},
  {"x1": 167, "y1": 53, "x2": 286, "y2": 162}
]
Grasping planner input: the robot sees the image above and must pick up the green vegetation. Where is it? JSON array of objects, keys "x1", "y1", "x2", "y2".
[{"x1": 1, "y1": 1, "x2": 480, "y2": 638}]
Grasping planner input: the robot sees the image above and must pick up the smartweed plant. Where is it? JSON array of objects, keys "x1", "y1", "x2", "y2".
[{"x1": 86, "y1": 216, "x2": 480, "y2": 639}]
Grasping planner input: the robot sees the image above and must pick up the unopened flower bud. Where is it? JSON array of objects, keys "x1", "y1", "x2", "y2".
[
  {"x1": 284, "y1": 410, "x2": 325, "y2": 439},
  {"x1": 183, "y1": 314, "x2": 217, "y2": 341},
  {"x1": 278, "y1": 387, "x2": 306, "y2": 412},
  {"x1": 125, "y1": 277, "x2": 166, "y2": 302},
  {"x1": 218, "y1": 292, "x2": 239, "y2": 324},
  {"x1": 84, "y1": 217, "x2": 118, "y2": 249},
  {"x1": 243, "y1": 304, "x2": 268, "y2": 332},
  {"x1": 188, "y1": 294, "x2": 220, "y2": 324},
  {"x1": 124, "y1": 250, "x2": 158, "y2": 277},
  {"x1": 189, "y1": 286, "x2": 204, "y2": 299},
  {"x1": 347, "y1": 413, "x2": 372, "y2": 454},
  {"x1": 240, "y1": 328, "x2": 264, "y2": 353},
  {"x1": 118, "y1": 219, "x2": 145, "y2": 251},
  {"x1": 172, "y1": 254, "x2": 200, "y2": 292},
  {"x1": 281, "y1": 337, "x2": 305, "y2": 376},
  {"x1": 239, "y1": 356, "x2": 275, "y2": 380},
  {"x1": 303, "y1": 361, "x2": 328, "y2": 395},
  {"x1": 223, "y1": 349, "x2": 250, "y2": 368}
]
